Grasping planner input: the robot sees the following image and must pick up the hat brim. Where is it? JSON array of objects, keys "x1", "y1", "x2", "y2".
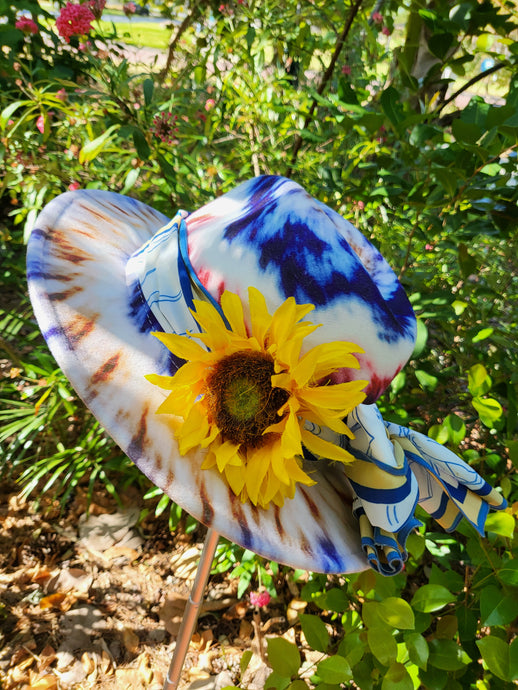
[{"x1": 27, "y1": 190, "x2": 368, "y2": 574}]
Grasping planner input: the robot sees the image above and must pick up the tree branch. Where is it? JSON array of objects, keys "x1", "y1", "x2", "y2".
[
  {"x1": 286, "y1": 0, "x2": 364, "y2": 176},
  {"x1": 159, "y1": 1, "x2": 202, "y2": 84},
  {"x1": 435, "y1": 61, "x2": 507, "y2": 115}
]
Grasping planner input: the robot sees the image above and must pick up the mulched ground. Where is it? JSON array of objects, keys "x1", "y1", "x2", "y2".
[{"x1": 0, "y1": 480, "x2": 293, "y2": 689}]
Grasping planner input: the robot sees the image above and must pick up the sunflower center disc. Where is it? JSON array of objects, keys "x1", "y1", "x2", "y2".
[{"x1": 207, "y1": 351, "x2": 289, "y2": 447}]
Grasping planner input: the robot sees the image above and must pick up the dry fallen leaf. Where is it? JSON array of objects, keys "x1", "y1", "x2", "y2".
[
  {"x1": 286, "y1": 597, "x2": 307, "y2": 625},
  {"x1": 121, "y1": 626, "x2": 140, "y2": 654},
  {"x1": 159, "y1": 593, "x2": 188, "y2": 636},
  {"x1": 81, "y1": 651, "x2": 96, "y2": 677},
  {"x1": 39, "y1": 592, "x2": 69, "y2": 611},
  {"x1": 28, "y1": 672, "x2": 58, "y2": 690}
]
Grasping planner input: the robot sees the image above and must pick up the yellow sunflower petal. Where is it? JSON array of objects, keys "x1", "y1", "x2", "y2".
[
  {"x1": 269, "y1": 297, "x2": 297, "y2": 348},
  {"x1": 152, "y1": 331, "x2": 208, "y2": 361},
  {"x1": 224, "y1": 463, "x2": 246, "y2": 496},
  {"x1": 145, "y1": 373, "x2": 176, "y2": 390},
  {"x1": 292, "y1": 342, "x2": 362, "y2": 387},
  {"x1": 190, "y1": 299, "x2": 231, "y2": 350},
  {"x1": 299, "y1": 380, "x2": 368, "y2": 410},
  {"x1": 284, "y1": 456, "x2": 316, "y2": 486},
  {"x1": 156, "y1": 387, "x2": 198, "y2": 416},
  {"x1": 244, "y1": 446, "x2": 272, "y2": 505},
  {"x1": 280, "y1": 404, "x2": 303, "y2": 458},
  {"x1": 214, "y1": 439, "x2": 241, "y2": 472},
  {"x1": 221, "y1": 291, "x2": 247, "y2": 338},
  {"x1": 301, "y1": 428, "x2": 355, "y2": 464},
  {"x1": 248, "y1": 286, "x2": 272, "y2": 347},
  {"x1": 177, "y1": 403, "x2": 211, "y2": 454}
]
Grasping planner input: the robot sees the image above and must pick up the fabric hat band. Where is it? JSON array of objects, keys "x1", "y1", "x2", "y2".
[{"x1": 127, "y1": 210, "x2": 209, "y2": 340}]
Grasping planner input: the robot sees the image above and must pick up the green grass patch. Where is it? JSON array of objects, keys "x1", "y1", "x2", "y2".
[{"x1": 99, "y1": 21, "x2": 171, "y2": 50}]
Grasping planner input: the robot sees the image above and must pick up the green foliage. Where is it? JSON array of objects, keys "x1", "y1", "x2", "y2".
[{"x1": 1, "y1": 0, "x2": 517, "y2": 687}]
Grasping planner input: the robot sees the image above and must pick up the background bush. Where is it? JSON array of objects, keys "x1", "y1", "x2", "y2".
[{"x1": 1, "y1": 0, "x2": 517, "y2": 687}]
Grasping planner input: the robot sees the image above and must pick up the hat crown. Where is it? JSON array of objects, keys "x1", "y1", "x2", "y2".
[{"x1": 127, "y1": 176, "x2": 416, "y2": 402}]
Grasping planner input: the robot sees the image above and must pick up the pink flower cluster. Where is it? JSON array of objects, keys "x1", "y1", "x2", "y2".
[
  {"x1": 123, "y1": 2, "x2": 136, "y2": 17},
  {"x1": 56, "y1": 2, "x2": 95, "y2": 43},
  {"x1": 150, "y1": 111, "x2": 178, "y2": 144},
  {"x1": 249, "y1": 591, "x2": 271, "y2": 608},
  {"x1": 372, "y1": 11, "x2": 391, "y2": 36},
  {"x1": 88, "y1": 0, "x2": 106, "y2": 20},
  {"x1": 15, "y1": 16, "x2": 39, "y2": 34}
]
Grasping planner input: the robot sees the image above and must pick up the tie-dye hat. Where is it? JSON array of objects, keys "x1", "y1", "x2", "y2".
[{"x1": 27, "y1": 175, "x2": 506, "y2": 575}]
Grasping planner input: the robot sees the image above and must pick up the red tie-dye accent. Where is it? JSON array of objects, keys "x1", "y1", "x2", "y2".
[{"x1": 197, "y1": 268, "x2": 211, "y2": 289}]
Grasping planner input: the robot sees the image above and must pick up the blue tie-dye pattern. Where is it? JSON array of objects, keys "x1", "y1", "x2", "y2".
[{"x1": 223, "y1": 176, "x2": 414, "y2": 343}]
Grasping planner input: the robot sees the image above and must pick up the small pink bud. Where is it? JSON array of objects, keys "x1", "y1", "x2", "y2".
[
  {"x1": 382, "y1": 26, "x2": 391, "y2": 36},
  {"x1": 372, "y1": 12, "x2": 383, "y2": 24},
  {"x1": 68, "y1": 181, "x2": 81, "y2": 191},
  {"x1": 36, "y1": 115, "x2": 45, "y2": 133},
  {"x1": 250, "y1": 591, "x2": 271, "y2": 608},
  {"x1": 341, "y1": 65, "x2": 351, "y2": 75},
  {"x1": 205, "y1": 98, "x2": 216, "y2": 111}
]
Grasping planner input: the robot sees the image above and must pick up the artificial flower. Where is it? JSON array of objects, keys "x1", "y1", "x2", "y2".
[{"x1": 147, "y1": 287, "x2": 368, "y2": 509}]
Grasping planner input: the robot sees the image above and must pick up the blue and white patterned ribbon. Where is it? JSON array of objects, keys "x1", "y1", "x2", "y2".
[{"x1": 341, "y1": 404, "x2": 507, "y2": 575}]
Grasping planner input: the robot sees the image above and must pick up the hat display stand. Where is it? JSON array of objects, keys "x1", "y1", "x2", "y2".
[{"x1": 163, "y1": 528, "x2": 220, "y2": 690}]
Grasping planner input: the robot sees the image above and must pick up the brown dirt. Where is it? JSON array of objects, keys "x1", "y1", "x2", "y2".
[{"x1": 0, "y1": 480, "x2": 289, "y2": 689}]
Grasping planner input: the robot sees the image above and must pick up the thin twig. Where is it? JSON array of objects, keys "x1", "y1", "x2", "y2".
[
  {"x1": 159, "y1": 1, "x2": 202, "y2": 84},
  {"x1": 435, "y1": 61, "x2": 507, "y2": 115},
  {"x1": 286, "y1": 0, "x2": 364, "y2": 176}
]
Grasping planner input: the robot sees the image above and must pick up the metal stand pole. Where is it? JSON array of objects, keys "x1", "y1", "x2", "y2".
[{"x1": 163, "y1": 528, "x2": 220, "y2": 690}]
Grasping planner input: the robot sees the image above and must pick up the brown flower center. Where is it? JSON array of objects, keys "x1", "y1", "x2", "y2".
[{"x1": 206, "y1": 351, "x2": 289, "y2": 448}]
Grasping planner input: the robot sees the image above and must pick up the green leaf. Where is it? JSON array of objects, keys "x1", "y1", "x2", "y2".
[
  {"x1": 472, "y1": 396, "x2": 503, "y2": 427},
  {"x1": 428, "y1": 32, "x2": 454, "y2": 59},
  {"x1": 428, "y1": 639, "x2": 471, "y2": 671},
  {"x1": 468, "y1": 364, "x2": 492, "y2": 396},
  {"x1": 323, "y1": 588, "x2": 349, "y2": 613},
  {"x1": 477, "y1": 635, "x2": 518, "y2": 682},
  {"x1": 79, "y1": 124, "x2": 120, "y2": 164},
  {"x1": 480, "y1": 585, "x2": 518, "y2": 626},
  {"x1": 367, "y1": 627, "x2": 397, "y2": 666},
  {"x1": 133, "y1": 128, "x2": 151, "y2": 160},
  {"x1": 411, "y1": 585, "x2": 456, "y2": 613},
  {"x1": 452, "y1": 119, "x2": 481, "y2": 144},
  {"x1": 0, "y1": 99, "x2": 31, "y2": 129},
  {"x1": 378, "y1": 597, "x2": 415, "y2": 630},
  {"x1": 458, "y1": 243, "x2": 477, "y2": 279},
  {"x1": 316, "y1": 655, "x2": 353, "y2": 683},
  {"x1": 380, "y1": 86, "x2": 405, "y2": 127},
  {"x1": 443, "y1": 413, "x2": 466, "y2": 445},
  {"x1": 381, "y1": 662, "x2": 414, "y2": 690},
  {"x1": 412, "y1": 319, "x2": 428, "y2": 358},
  {"x1": 143, "y1": 78, "x2": 154, "y2": 106},
  {"x1": 415, "y1": 369, "x2": 438, "y2": 392},
  {"x1": 337, "y1": 631, "x2": 366, "y2": 667},
  {"x1": 122, "y1": 167, "x2": 140, "y2": 194},
  {"x1": 265, "y1": 670, "x2": 291, "y2": 690},
  {"x1": 485, "y1": 511, "x2": 515, "y2": 538},
  {"x1": 405, "y1": 632, "x2": 429, "y2": 670},
  {"x1": 299, "y1": 614, "x2": 330, "y2": 653},
  {"x1": 266, "y1": 638, "x2": 301, "y2": 678},
  {"x1": 240, "y1": 650, "x2": 253, "y2": 675},
  {"x1": 497, "y1": 559, "x2": 518, "y2": 586},
  {"x1": 472, "y1": 327, "x2": 494, "y2": 343}
]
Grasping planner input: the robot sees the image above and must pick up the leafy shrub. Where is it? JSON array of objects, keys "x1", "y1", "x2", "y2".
[{"x1": 1, "y1": 0, "x2": 517, "y2": 687}]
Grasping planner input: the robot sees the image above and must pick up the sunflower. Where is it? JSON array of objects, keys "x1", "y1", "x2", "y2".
[{"x1": 146, "y1": 287, "x2": 368, "y2": 509}]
